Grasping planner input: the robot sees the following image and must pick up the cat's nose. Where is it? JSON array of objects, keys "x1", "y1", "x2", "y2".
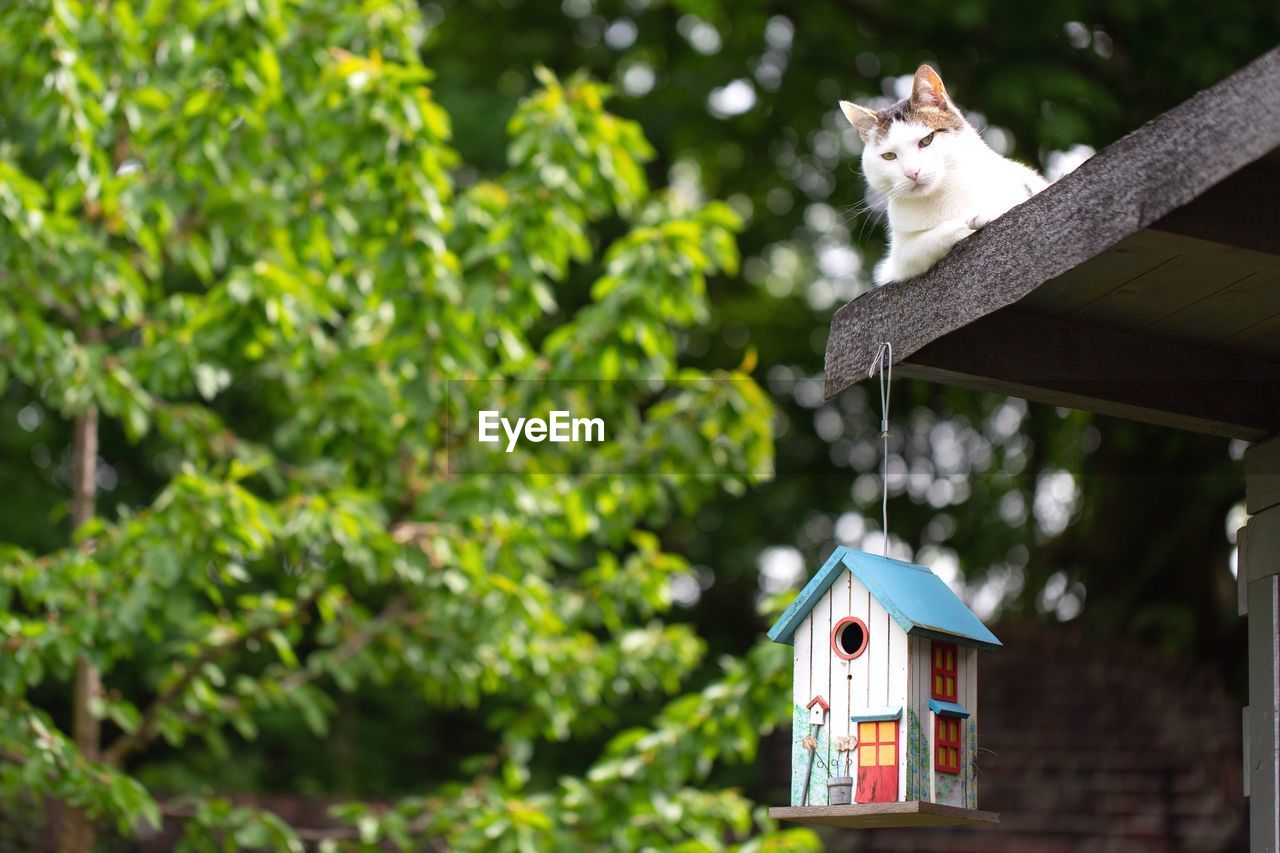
[{"x1": 904, "y1": 168, "x2": 920, "y2": 181}]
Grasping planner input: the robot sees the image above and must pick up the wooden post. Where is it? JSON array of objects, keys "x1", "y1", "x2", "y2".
[{"x1": 1244, "y1": 435, "x2": 1280, "y2": 852}]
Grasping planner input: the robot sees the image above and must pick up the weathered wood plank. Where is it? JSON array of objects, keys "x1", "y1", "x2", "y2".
[
  {"x1": 825, "y1": 46, "x2": 1280, "y2": 400},
  {"x1": 1242, "y1": 523, "x2": 1253, "y2": 618},
  {"x1": 829, "y1": 572, "x2": 853, "y2": 781},
  {"x1": 1246, "y1": 572, "x2": 1279, "y2": 853},
  {"x1": 1150, "y1": 163, "x2": 1280, "y2": 257},
  {"x1": 1067, "y1": 255, "x2": 1260, "y2": 332},
  {"x1": 896, "y1": 308, "x2": 1280, "y2": 441},
  {"x1": 813, "y1": 575, "x2": 833, "y2": 801},
  {"x1": 889, "y1": 605, "x2": 909, "y2": 799},
  {"x1": 1229, "y1": 311, "x2": 1280, "y2": 362},
  {"x1": 769, "y1": 801, "x2": 999, "y2": 828},
  {"x1": 966, "y1": 647, "x2": 979, "y2": 810},
  {"x1": 848, "y1": 580, "x2": 872, "y2": 714},
  {"x1": 907, "y1": 635, "x2": 925, "y2": 803},
  {"x1": 1147, "y1": 271, "x2": 1280, "y2": 349},
  {"x1": 926, "y1": 641, "x2": 937, "y2": 803},
  {"x1": 1245, "y1": 513, "x2": 1280, "y2": 585},
  {"x1": 1247, "y1": 435, "x2": 1280, "y2": 514},
  {"x1": 793, "y1": 617, "x2": 811, "y2": 712},
  {"x1": 1016, "y1": 235, "x2": 1176, "y2": 315},
  {"x1": 1244, "y1": 440, "x2": 1280, "y2": 852},
  {"x1": 904, "y1": 636, "x2": 917, "y2": 800},
  {"x1": 862, "y1": 591, "x2": 894, "y2": 800},
  {"x1": 867, "y1": 587, "x2": 890, "y2": 712},
  {"x1": 792, "y1": 616, "x2": 812, "y2": 807}
]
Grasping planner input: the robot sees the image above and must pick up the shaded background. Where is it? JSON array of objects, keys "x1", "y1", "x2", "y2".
[
  {"x1": 417, "y1": 0, "x2": 1273, "y2": 836},
  {"x1": 2, "y1": 0, "x2": 1278, "y2": 848},
  {"x1": 421, "y1": 1, "x2": 1275, "y2": 846}
]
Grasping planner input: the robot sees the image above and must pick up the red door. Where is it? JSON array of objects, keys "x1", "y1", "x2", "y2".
[{"x1": 855, "y1": 720, "x2": 899, "y2": 803}]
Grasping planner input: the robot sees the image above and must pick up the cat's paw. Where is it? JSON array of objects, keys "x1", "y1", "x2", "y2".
[
  {"x1": 966, "y1": 213, "x2": 989, "y2": 231},
  {"x1": 872, "y1": 256, "x2": 900, "y2": 286}
]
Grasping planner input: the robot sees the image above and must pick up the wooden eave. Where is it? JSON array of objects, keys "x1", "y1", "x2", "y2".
[{"x1": 824, "y1": 47, "x2": 1280, "y2": 440}]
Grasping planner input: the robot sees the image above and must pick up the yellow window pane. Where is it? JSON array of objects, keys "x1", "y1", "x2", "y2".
[
  {"x1": 859, "y1": 722, "x2": 876, "y2": 741},
  {"x1": 934, "y1": 676, "x2": 943, "y2": 694},
  {"x1": 947, "y1": 721, "x2": 956, "y2": 739},
  {"x1": 933, "y1": 647, "x2": 942, "y2": 665},
  {"x1": 946, "y1": 677, "x2": 955, "y2": 696},
  {"x1": 878, "y1": 744, "x2": 895, "y2": 765},
  {"x1": 945, "y1": 650, "x2": 954, "y2": 669},
  {"x1": 860, "y1": 746, "x2": 876, "y2": 766},
  {"x1": 879, "y1": 722, "x2": 895, "y2": 741}
]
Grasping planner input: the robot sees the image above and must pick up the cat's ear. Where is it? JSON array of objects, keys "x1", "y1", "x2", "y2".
[
  {"x1": 911, "y1": 65, "x2": 952, "y2": 110},
  {"x1": 839, "y1": 100, "x2": 879, "y2": 141}
]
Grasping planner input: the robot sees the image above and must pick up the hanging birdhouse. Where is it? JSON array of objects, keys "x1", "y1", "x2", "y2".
[{"x1": 768, "y1": 546, "x2": 1001, "y2": 828}]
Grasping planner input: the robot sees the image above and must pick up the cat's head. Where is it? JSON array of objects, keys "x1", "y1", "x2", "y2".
[{"x1": 840, "y1": 65, "x2": 969, "y2": 200}]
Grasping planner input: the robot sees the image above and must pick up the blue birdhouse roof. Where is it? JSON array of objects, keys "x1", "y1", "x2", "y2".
[{"x1": 767, "y1": 546, "x2": 1002, "y2": 651}]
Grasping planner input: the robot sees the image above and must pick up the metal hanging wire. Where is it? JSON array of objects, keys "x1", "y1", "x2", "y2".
[{"x1": 868, "y1": 342, "x2": 893, "y2": 558}]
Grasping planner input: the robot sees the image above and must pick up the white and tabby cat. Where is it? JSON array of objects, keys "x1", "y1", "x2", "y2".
[{"x1": 841, "y1": 65, "x2": 1046, "y2": 285}]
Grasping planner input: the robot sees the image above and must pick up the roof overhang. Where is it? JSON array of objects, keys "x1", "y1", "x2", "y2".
[{"x1": 824, "y1": 47, "x2": 1280, "y2": 441}]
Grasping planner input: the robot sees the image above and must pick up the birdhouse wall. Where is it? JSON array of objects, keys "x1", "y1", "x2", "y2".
[
  {"x1": 906, "y1": 637, "x2": 979, "y2": 808},
  {"x1": 789, "y1": 570, "x2": 908, "y2": 806}
]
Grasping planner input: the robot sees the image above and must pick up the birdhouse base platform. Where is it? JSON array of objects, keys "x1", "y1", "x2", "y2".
[{"x1": 769, "y1": 801, "x2": 999, "y2": 829}]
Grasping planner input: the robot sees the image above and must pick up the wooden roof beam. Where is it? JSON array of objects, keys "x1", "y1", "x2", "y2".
[{"x1": 895, "y1": 308, "x2": 1280, "y2": 441}]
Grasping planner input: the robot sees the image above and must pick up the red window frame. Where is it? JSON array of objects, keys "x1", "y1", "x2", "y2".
[
  {"x1": 934, "y1": 715, "x2": 961, "y2": 774},
  {"x1": 931, "y1": 642, "x2": 957, "y2": 702}
]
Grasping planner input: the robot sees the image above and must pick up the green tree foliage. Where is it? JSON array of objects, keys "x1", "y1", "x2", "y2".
[
  {"x1": 3, "y1": 0, "x2": 1278, "y2": 848},
  {"x1": 0, "y1": 2, "x2": 807, "y2": 848}
]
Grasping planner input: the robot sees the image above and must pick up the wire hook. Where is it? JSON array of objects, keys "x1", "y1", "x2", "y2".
[{"x1": 869, "y1": 342, "x2": 892, "y2": 557}]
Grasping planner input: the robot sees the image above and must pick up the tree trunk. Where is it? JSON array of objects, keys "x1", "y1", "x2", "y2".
[{"x1": 59, "y1": 406, "x2": 101, "y2": 853}]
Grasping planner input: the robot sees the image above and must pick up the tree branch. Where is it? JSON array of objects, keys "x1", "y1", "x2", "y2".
[
  {"x1": 101, "y1": 597, "x2": 315, "y2": 767},
  {"x1": 166, "y1": 595, "x2": 420, "y2": 738},
  {"x1": 158, "y1": 797, "x2": 443, "y2": 848},
  {"x1": 60, "y1": 406, "x2": 101, "y2": 853},
  {"x1": 277, "y1": 595, "x2": 413, "y2": 694}
]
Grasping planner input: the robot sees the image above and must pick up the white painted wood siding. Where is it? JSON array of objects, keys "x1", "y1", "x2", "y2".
[
  {"x1": 790, "y1": 570, "x2": 910, "y2": 801},
  {"x1": 910, "y1": 637, "x2": 972, "y2": 807},
  {"x1": 908, "y1": 635, "x2": 934, "y2": 801}
]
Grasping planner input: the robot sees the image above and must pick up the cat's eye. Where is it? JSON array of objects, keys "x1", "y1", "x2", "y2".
[
  {"x1": 881, "y1": 152, "x2": 897, "y2": 160},
  {"x1": 919, "y1": 133, "x2": 935, "y2": 148}
]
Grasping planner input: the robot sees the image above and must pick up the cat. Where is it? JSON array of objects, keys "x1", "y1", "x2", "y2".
[{"x1": 840, "y1": 65, "x2": 1046, "y2": 285}]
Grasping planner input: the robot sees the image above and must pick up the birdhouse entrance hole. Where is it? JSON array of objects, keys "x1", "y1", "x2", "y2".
[{"x1": 831, "y1": 616, "x2": 868, "y2": 660}]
